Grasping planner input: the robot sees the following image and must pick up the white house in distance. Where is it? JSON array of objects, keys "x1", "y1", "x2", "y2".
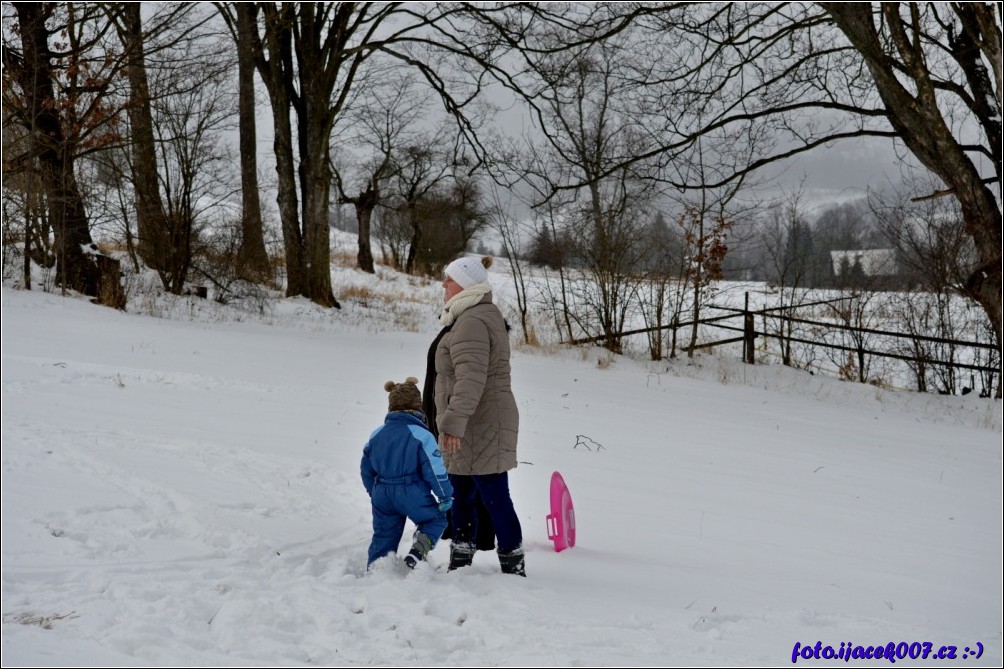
[{"x1": 830, "y1": 248, "x2": 897, "y2": 277}]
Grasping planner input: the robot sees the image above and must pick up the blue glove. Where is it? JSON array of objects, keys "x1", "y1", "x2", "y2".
[{"x1": 438, "y1": 497, "x2": 453, "y2": 513}]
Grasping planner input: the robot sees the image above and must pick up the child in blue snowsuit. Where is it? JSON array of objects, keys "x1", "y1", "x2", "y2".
[{"x1": 361, "y1": 377, "x2": 453, "y2": 568}]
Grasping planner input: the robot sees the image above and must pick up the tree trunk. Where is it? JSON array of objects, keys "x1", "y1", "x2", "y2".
[
  {"x1": 235, "y1": 4, "x2": 271, "y2": 279},
  {"x1": 95, "y1": 254, "x2": 126, "y2": 309},
  {"x1": 50, "y1": 162, "x2": 101, "y2": 295},
  {"x1": 405, "y1": 206, "x2": 421, "y2": 275},
  {"x1": 23, "y1": 213, "x2": 32, "y2": 290},
  {"x1": 272, "y1": 90, "x2": 305, "y2": 298},
  {"x1": 354, "y1": 185, "x2": 377, "y2": 273},
  {"x1": 120, "y1": 3, "x2": 169, "y2": 271},
  {"x1": 14, "y1": 3, "x2": 101, "y2": 298},
  {"x1": 297, "y1": 96, "x2": 338, "y2": 306},
  {"x1": 293, "y1": 3, "x2": 340, "y2": 308},
  {"x1": 689, "y1": 213, "x2": 704, "y2": 357},
  {"x1": 301, "y1": 146, "x2": 338, "y2": 307},
  {"x1": 256, "y1": 4, "x2": 305, "y2": 298}
]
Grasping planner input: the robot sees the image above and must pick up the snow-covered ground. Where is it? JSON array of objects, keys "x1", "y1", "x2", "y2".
[{"x1": 2, "y1": 262, "x2": 1001, "y2": 666}]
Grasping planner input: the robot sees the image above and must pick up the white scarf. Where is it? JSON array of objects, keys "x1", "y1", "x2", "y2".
[{"x1": 438, "y1": 282, "x2": 492, "y2": 326}]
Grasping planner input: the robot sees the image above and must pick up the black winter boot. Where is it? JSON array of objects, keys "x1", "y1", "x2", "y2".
[
  {"x1": 404, "y1": 531, "x2": 433, "y2": 569},
  {"x1": 448, "y1": 541, "x2": 476, "y2": 571},
  {"x1": 498, "y1": 546, "x2": 526, "y2": 577}
]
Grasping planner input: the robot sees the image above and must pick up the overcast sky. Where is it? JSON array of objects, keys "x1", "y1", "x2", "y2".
[
  {"x1": 239, "y1": 11, "x2": 929, "y2": 229},
  {"x1": 251, "y1": 100, "x2": 917, "y2": 232},
  {"x1": 762, "y1": 135, "x2": 921, "y2": 215}
]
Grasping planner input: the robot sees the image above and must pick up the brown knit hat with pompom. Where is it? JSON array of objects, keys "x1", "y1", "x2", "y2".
[{"x1": 385, "y1": 377, "x2": 422, "y2": 413}]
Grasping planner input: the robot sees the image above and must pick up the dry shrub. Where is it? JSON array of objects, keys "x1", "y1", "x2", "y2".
[
  {"x1": 330, "y1": 249, "x2": 357, "y2": 267},
  {"x1": 837, "y1": 353, "x2": 857, "y2": 381},
  {"x1": 523, "y1": 322, "x2": 541, "y2": 348},
  {"x1": 96, "y1": 241, "x2": 130, "y2": 255},
  {"x1": 340, "y1": 284, "x2": 382, "y2": 302}
]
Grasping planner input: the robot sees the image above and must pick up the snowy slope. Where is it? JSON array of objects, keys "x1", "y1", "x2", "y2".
[{"x1": 1, "y1": 280, "x2": 1001, "y2": 667}]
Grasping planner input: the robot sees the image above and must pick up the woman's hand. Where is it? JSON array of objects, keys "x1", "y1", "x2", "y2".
[{"x1": 441, "y1": 433, "x2": 461, "y2": 454}]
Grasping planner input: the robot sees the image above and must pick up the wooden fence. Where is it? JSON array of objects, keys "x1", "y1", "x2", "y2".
[{"x1": 571, "y1": 293, "x2": 1001, "y2": 397}]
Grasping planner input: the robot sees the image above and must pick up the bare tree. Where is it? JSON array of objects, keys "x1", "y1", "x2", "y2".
[
  {"x1": 3, "y1": 2, "x2": 233, "y2": 306},
  {"x1": 540, "y1": 215, "x2": 579, "y2": 345},
  {"x1": 820, "y1": 3, "x2": 1001, "y2": 359},
  {"x1": 215, "y1": 3, "x2": 271, "y2": 280},
  {"x1": 235, "y1": 3, "x2": 303, "y2": 299},
  {"x1": 148, "y1": 31, "x2": 237, "y2": 295},
  {"x1": 84, "y1": 145, "x2": 140, "y2": 273},
  {"x1": 678, "y1": 206, "x2": 734, "y2": 356},
  {"x1": 332, "y1": 69, "x2": 429, "y2": 274},
  {"x1": 378, "y1": 164, "x2": 486, "y2": 279},
  {"x1": 486, "y1": 186, "x2": 533, "y2": 345},
  {"x1": 872, "y1": 179, "x2": 997, "y2": 395},
  {"x1": 632, "y1": 212, "x2": 689, "y2": 360},
  {"x1": 474, "y1": 3, "x2": 999, "y2": 373},
  {"x1": 108, "y1": 3, "x2": 170, "y2": 271},
  {"x1": 1, "y1": 118, "x2": 54, "y2": 288},
  {"x1": 3, "y1": 3, "x2": 113, "y2": 300},
  {"x1": 412, "y1": 175, "x2": 488, "y2": 276},
  {"x1": 335, "y1": 161, "x2": 387, "y2": 274},
  {"x1": 872, "y1": 179, "x2": 978, "y2": 297},
  {"x1": 384, "y1": 135, "x2": 456, "y2": 276},
  {"x1": 373, "y1": 206, "x2": 410, "y2": 271},
  {"x1": 824, "y1": 288, "x2": 882, "y2": 384},
  {"x1": 493, "y1": 131, "x2": 579, "y2": 344},
  {"x1": 96, "y1": 3, "x2": 222, "y2": 281},
  {"x1": 759, "y1": 187, "x2": 818, "y2": 367},
  {"x1": 216, "y1": 2, "x2": 508, "y2": 307},
  {"x1": 511, "y1": 35, "x2": 663, "y2": 352}
]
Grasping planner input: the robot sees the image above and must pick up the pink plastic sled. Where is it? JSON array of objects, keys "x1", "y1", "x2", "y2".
[{"x1": 545, "y1": 471, "x2": 575, "y2": 552}]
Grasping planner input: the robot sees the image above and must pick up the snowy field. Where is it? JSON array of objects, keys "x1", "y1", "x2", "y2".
[{"x1": 1, "y1": 262, "x2": 1001, "y2": 666}]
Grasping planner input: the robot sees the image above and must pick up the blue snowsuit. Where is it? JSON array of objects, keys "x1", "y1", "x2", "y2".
[{"x1": 361, "y1": 410, "x2": 453, "y2": 565}]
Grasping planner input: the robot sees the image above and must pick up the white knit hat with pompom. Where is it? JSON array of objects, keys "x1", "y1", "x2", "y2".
[{"x1": 444, "y1": 256, "x2": 493, "y2": 289}]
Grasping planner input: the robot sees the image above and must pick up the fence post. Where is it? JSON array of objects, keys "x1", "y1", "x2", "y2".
[{"x1": 743, "y1": 291, "x2": 755, "y2": 364}]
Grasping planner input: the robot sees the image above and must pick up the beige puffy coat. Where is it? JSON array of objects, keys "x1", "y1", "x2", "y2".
[{"x1": 434, "y1": 293, "x2": 519, "y2": 475}]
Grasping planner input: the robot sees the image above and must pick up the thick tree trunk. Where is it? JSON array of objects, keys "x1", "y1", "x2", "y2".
[
  {"x1": 235, "y1": 5, "x2": 271, "y2": 279},
  {"x1": 354, "y1": 186, "x2": 377, "y2": 273},
  {"x1": 295, "y1": 77, "x2": 337, "y2": 306},
  {"x1": 300, "y1": 146, "x2": 338, "y2": 307},
  {"x1": 248, "y1": 2, "x2": 367, "y2": 307},
  {"x1": 50, "y1": 160, "x2": 101, "y2": 297},
  {"x1": 257, "y1": 5, "x2": 306, "y2": 298},
  {"x1": 273, "y1": 92, "x2": 306, "y2": 298},
  {"x1": 121, "y1": 3, "x2": 169, "y2": 271},
  {"x1": 292, "y1": 4, "x2": 340, "y2": 308},
  {"x1": 14, "y1": 3, "x2": 101, "y2": 298}
]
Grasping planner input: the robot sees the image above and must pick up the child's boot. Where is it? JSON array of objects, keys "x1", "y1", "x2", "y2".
[{"x1": 404, "y1": 531, "x2": 433, "y2": 569}]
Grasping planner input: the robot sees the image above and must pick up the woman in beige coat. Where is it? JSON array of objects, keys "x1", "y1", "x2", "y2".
[{"x1": 435, "y1": 255, "x2": 525, "y2": 576}]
